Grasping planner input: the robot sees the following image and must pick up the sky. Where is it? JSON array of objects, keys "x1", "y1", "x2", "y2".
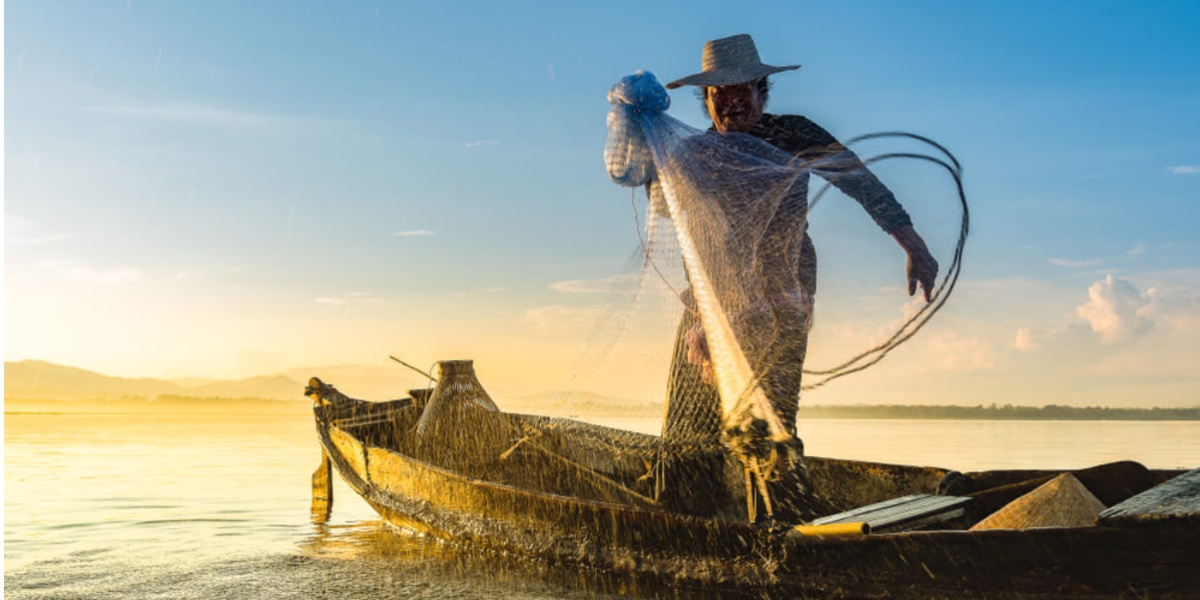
[{"x1": 5, "y1": 1, "x2": 1199, "y2": 407}]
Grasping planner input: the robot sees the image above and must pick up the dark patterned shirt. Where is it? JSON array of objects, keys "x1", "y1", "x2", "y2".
[{"x1": 747, "y1": 113, "x2": 913, "y2": 234}]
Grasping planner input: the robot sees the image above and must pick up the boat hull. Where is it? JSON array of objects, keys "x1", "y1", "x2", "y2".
[{"x1": 311, "y1": 391, "x2": 1200, "y2": 598}]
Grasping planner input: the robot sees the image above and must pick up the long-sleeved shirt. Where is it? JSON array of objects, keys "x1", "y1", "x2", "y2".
[{"x1": 746, "y1": 113, "x2": 913, "y2": 235}]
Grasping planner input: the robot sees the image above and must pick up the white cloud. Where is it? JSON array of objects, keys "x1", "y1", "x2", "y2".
[
  {"x1": 32, "y1": 257, "x2": 142, "y2": 283},
  {"x1": 65, "y1": 265, "x2": 143, "y2": 284},
  {"x1": 1126, "y1": 243, "x2": 1148, "y2": 256},
  {"x1": 316, "y1": 292, "x2": 382, "y2": 305},
  {"x1": 391, "y1": 229, "x2": 436, "y2": 237},
  {"x1": 1166, "y1": 165, "x2": 1200, "y2": 175},
  {"x1": 1140, "y1": 286, "x2": 1200, "y2": 335},
  {"x1": 7, "y1": 233, "x2": 72, "y2": 246},
  {"x1": 549, "y1": 274, "x2": 638, "y2": 294},
  {"x1": 1049, "y1": 257, "x2": 1104, "y2": 268},
  {"x1": 34, "y1": 259, "x2": 74, "y2": 268},
  {"x1": 455, "y1": 286, "x2": 512, "y2": 298},
  {"x1": 465, "y1": 140, "x2": 500, "y2": 148},
  {"x1": 928, "y1": 332, "x2": 995, "y2": 371},
  {"x1": 5, "y1": 215, "x2": 72, "y2": 246},
  {"x1": 522, "y1": 305, "x2": 604, "y2": 334},
  {"x1": 1011, "y1": 274, "x2": 1199, "y2": 366},
  {"x1": 344, "y1": 292, "x2": 382, "y2": 303},
  {"x1": 1075, "y1": 275, "x2": 1153, "y2": 344},
  {"x1": 1013, "y1": 327, "x2": 1038, "y2": 351}
]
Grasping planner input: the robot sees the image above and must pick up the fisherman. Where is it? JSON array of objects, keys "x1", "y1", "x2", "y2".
[{"x1": 657, "y1": 34, "x2": 939, "y2": 521}]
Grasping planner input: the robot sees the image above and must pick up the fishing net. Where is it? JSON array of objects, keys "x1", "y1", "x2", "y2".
[
  {"x1": 373, "y1": 70, "x2": 967, "y2": 525},
  {"x1": 596, "y1": 70, "x2": 966, "y2": 520}
]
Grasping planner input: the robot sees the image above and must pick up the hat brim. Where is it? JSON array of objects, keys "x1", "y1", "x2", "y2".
[{"x1": 665, "y1": 63, "x2": 800, "y2": 90}]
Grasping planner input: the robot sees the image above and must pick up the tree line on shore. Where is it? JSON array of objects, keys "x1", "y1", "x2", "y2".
[
  {"x1": 798, "y1": 404, "x2": 1200, "y2": 420},
  {"x1": 7, "y1": 393, "x2": 1198, "y2": 420}
]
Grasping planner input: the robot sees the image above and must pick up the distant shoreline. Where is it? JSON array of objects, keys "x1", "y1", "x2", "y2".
[
  {"x1": 797, "y1": 404, "x2": 1200, "y2": 421},
  {"x1": 3, "y1": 396, "x2": 308, "y2": 416},
  {"x1": 5, "y1": 396, "x2": 1198, "y2": 420}
]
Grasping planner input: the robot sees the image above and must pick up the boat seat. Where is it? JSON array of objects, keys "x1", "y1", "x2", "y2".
[
  {"x1": 810, "y1": 494, "x2": 972, "y2": 534},
  {"x1": 1098, "y1": 467, "x2": 1200, "y2": 527}
]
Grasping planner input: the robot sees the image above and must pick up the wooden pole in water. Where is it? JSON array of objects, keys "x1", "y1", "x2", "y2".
[{"x1": 311, "y1": 450, "x2": 333, "y2": 523}]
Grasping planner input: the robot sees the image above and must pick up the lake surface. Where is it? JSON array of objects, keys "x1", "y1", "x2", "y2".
[{"x1": 5, "y1": 412, "x2": 1198, "y2": 598}]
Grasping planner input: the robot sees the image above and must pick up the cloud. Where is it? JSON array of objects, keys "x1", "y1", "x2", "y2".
[
  {"x1": 1126, "y1": 243, "x2": 1148, "y2": 256},
  {"x1": 465, "y1": 140, "x2": 500, "y2": 148},
  {"x1": 1049, "y1": 258, "x2": 1103, "y2": 268},
  {"x1": 1013, "y1": 327, "x2": 1039, "y2": 351},
  {"x1": 454, "y1": 286, "x2": 511, "y2": 298},
  {"x1": 549, "y1": 274, "x2": 638, "y2": 294},
  {"x1": 5, "y1": 215, "x2": 72, "y2": 246},
  {"x1": 1140, "y1": 286, "x2": 1200, "y2": 335},
  {"x1": 1166, "y1": 165, "x2": 1200, "y2": 175},
  {"x1": 34, "y1": 259, "x2": 74, "y2": 268},
  {"x1": 31, "y1": 257, "x2": 142, "y2": 283},
  {"x1": 80, "y1": 102, "x2": 346, "y2": 131},
  {"x1": 522, "y1": 305, "x2": 604, "y2": 334},
  {"x1": 316, "y1": 292, "x2": 382, "y2": 305},
  {"x1": 1012, "y1": 273, "x2": 1199, "y2": 359},
  {"x1": 391, "y1": 229, "x2": 436, "y2": 237},
  {"x1": 66, "y1": 265, "x2": 143, "y2": 284},
  {"x1": 1075, "y1": 275, "x2": 1153, "y2": 344},
  {"x1": 7, "y1": 233, "x2": 72, "y2": 246},
  {"x1": 927, "y1": 332, "x2": 994, "y2": 371}
]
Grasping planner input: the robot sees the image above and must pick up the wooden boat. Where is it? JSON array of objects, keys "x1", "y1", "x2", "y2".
[{"x1": 307, "y1": 360, "x2": 1200, "y2": 599}]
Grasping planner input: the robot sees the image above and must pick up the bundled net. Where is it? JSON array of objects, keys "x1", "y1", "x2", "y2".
[
  {"x1": 608, "y1": 71, "x2": 818, "y2": 440},
  {"x1": 601, "y1": 72, "x2": 824, "y2": 519}
]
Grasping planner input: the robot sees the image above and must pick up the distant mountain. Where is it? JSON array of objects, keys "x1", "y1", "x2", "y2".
[
  {"x1": 4, "y1": 360, "x2": 305, "y2": 401},
  {"x1": 188, "y1": 375, "x2": 306, "y2": 400},
  {"x1": 2, "y1": 360, "x2": 659, "y2": 416},
  {"x1": 501, "y1": 390, "x2": 663, "y2": 417}
]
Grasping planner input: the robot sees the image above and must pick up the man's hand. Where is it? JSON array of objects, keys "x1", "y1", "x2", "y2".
[
  {"x1": 907, "y1": 249, "x2": 939, "y2": 301},
  {"x1": 684, "y1": 322, "x2": 715, "y2": 384},
  {"x1": 891, "y1": 225, "x2": 938, "y2": 302}
]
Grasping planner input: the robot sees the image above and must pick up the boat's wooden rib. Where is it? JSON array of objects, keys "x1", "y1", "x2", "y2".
[{"x1": 307, "y1": 369, "x2": 1200, "y2": 598}]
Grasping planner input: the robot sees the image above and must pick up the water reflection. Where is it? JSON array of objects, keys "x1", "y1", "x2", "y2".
[
  {"x1": 6, "y1": 411, "x2": 1197, "y2": 599},
  {"x1": 298, "y1": 517, "x2": 761, "y2": 600}
]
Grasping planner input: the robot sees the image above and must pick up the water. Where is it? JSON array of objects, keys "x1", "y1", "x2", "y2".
[{"x1": 6, "y1": 411, "x2": 1198, "y2": 598}]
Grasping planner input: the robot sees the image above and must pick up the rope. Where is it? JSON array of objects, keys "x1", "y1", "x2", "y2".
[
  {"x1": 629, "y1": 130, "x2": 969, "y2": 392},
  {"x1": 800, "y1": 133, "x2": 969, "y2": 390}
]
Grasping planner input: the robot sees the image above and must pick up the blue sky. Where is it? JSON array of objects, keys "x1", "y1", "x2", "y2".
[{"x1": 5, "y1": 1, "x2": 1199, "y2": 406}]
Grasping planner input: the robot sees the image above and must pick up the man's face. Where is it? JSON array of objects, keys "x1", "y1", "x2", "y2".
[{"x1": 705, "y1": 81, "x2": 764, "y2": 133}]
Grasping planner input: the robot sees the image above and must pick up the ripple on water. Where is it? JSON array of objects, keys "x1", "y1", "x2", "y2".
[{"x1": 7, "y1": 523, "x2": 763, "y2": 600}]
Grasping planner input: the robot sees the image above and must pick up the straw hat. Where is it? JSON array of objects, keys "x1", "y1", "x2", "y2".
[
  {"x1": 666, "y1": 34, "x2": 801, "y2": 90},
  {"x1": 970, "y1": 473, "x2": 1106, "y2": 531}
]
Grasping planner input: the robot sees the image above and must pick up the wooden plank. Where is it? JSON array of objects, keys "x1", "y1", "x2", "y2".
[
  {"x1": 812, "y1": 494, "x2": 971, "y2": 533},
  {"x1": 1100, "y1": 467, "x2": 1200, "y2": 526}
]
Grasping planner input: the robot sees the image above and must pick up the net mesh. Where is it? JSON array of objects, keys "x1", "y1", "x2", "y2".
[
  {"x1": 354, "y1": 70, "x2": 966, "y2": 525},
  {"x1": 607, "y1": 71, "x2": 821, "y2": 440},
  {"x1": 597, "y1": 71, "x2": 965, "y2": 521}
]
